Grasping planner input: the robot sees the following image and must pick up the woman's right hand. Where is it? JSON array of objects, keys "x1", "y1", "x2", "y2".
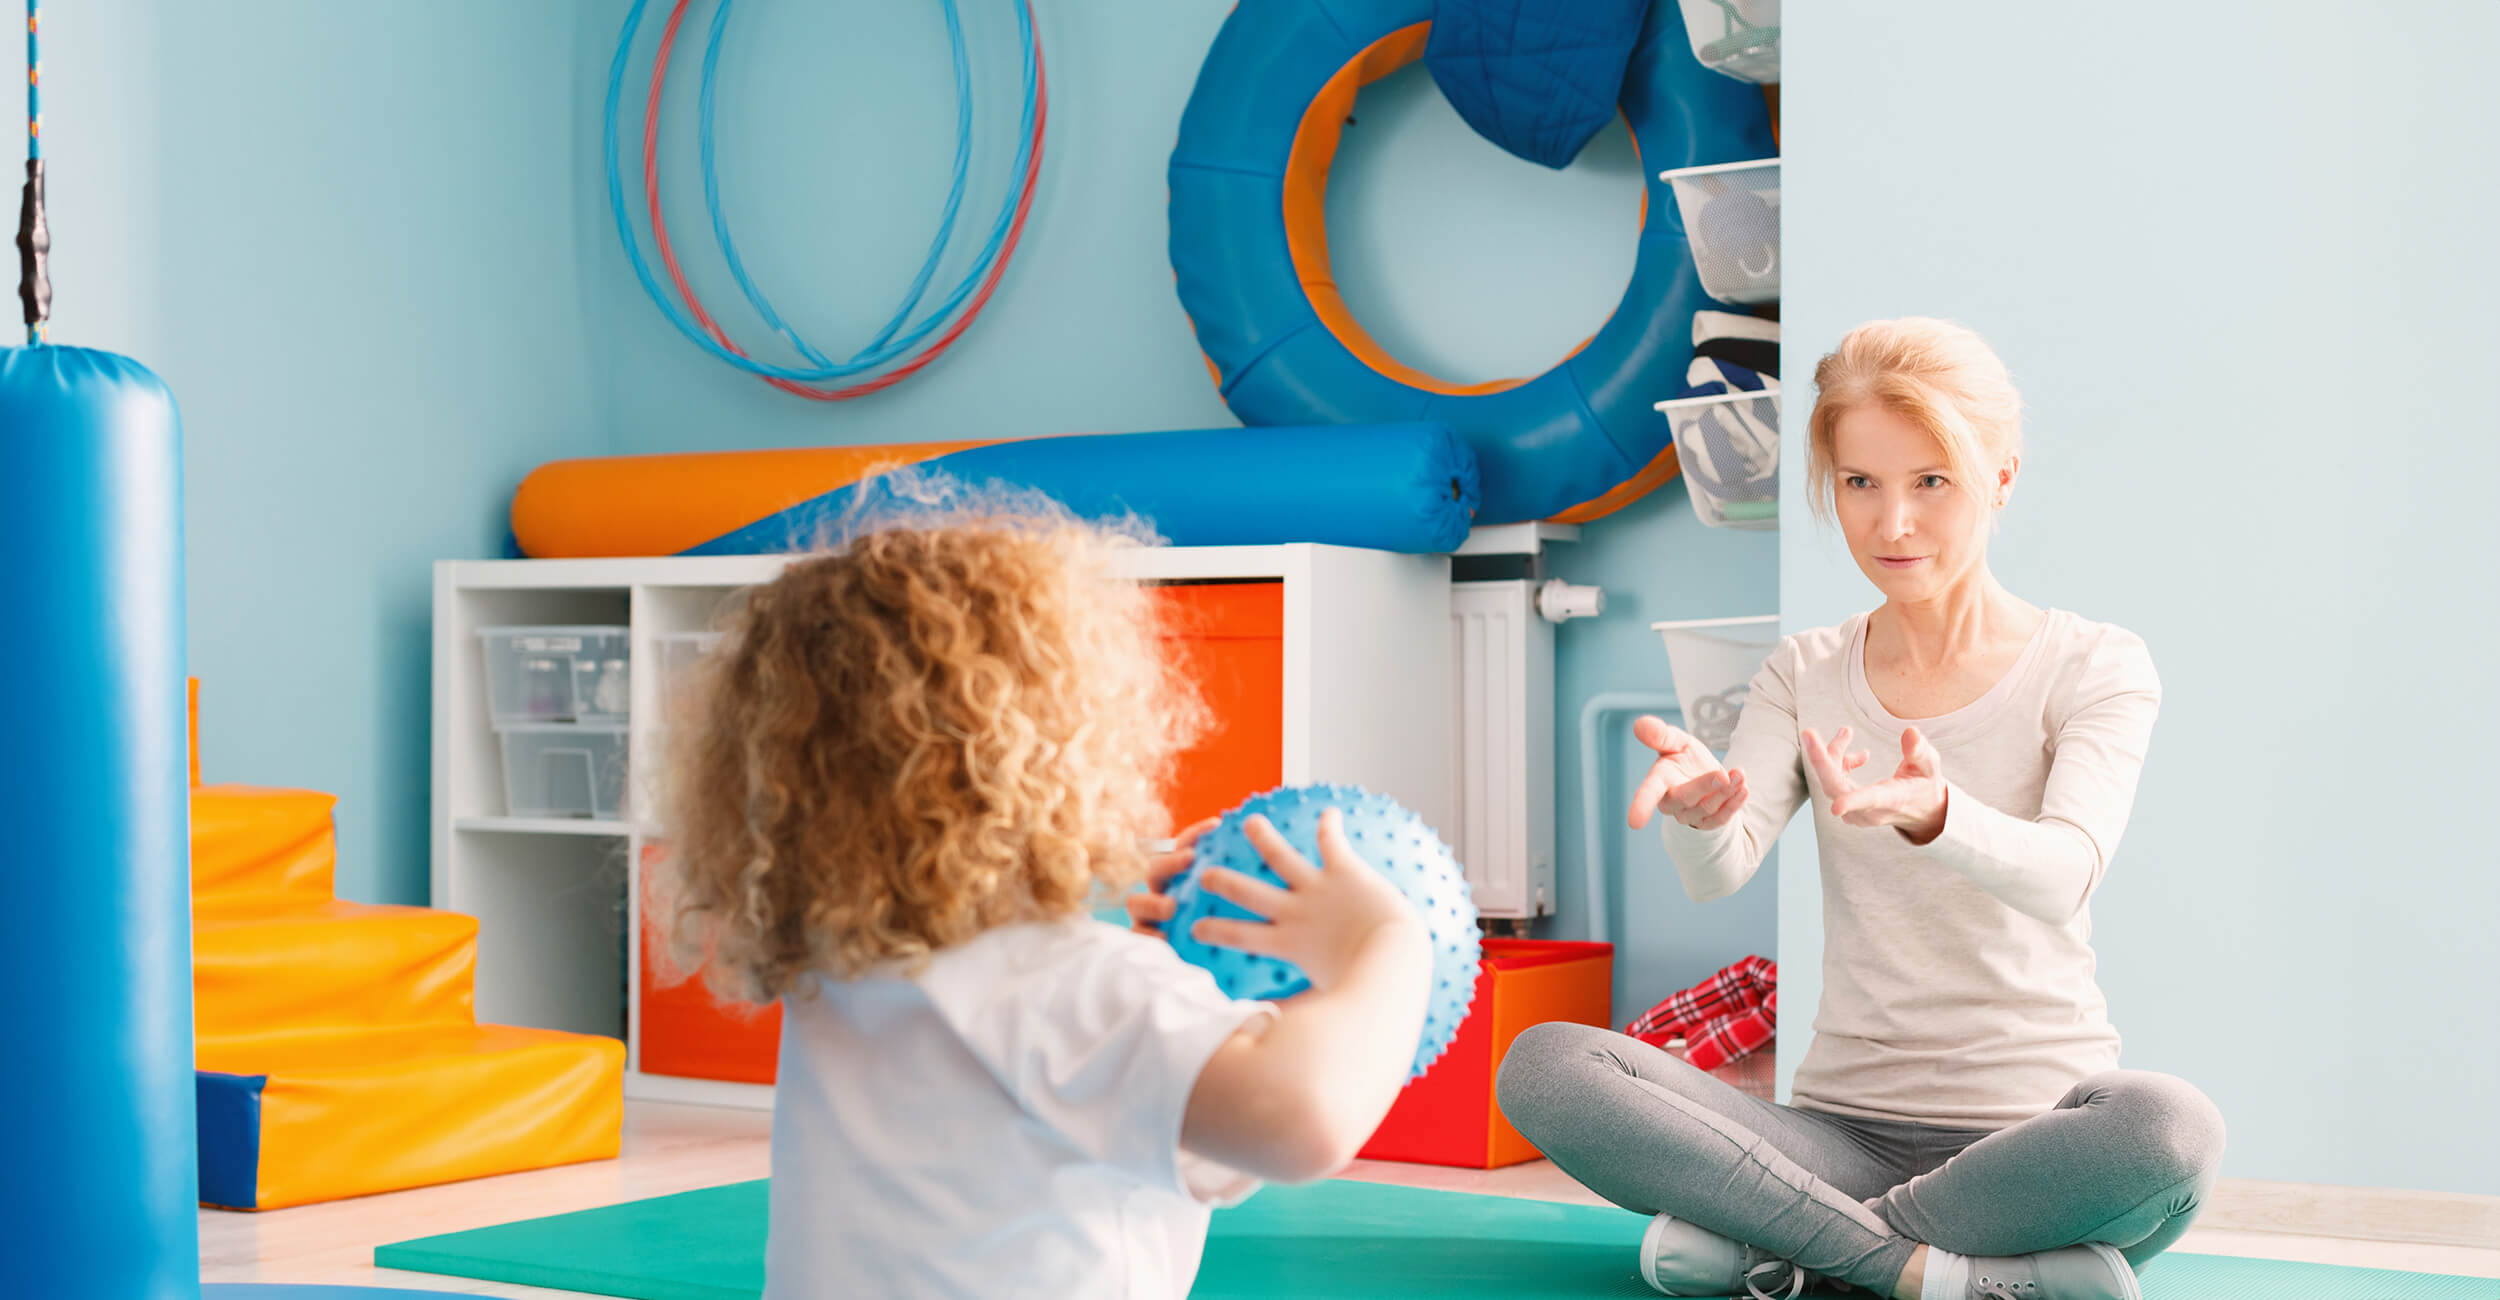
[{"x1": 1627, "y1": 714, "x2": 1751, "y2": 831}]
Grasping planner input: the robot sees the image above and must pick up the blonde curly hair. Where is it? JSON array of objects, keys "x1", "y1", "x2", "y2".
[{"x1": 650, "y1": 484, "x2": 1207, "y2": 1004}]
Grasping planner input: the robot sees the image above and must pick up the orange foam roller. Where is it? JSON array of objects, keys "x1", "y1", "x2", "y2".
[{"x1": 512, "y1": 441, "x2": 1000, "y2": 559}]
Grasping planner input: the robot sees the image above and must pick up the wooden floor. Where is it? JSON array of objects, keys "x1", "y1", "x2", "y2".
[{"x1": 203, "y1": 1076, "x2": 2500, "y2": 1296}]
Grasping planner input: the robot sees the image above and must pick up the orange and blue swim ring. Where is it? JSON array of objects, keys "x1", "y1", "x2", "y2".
[{"x1": 1169, "y1": 0, "x2": 1775, "y2": 524}]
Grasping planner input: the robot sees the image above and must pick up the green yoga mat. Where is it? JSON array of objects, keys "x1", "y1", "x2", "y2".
[{"x1": 376, "y1": 1178, "x2": 2496, "y2": 1299}]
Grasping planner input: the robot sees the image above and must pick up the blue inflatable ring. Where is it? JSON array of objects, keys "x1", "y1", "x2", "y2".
[{"x1": 1169, "y1": 0, "x2": 1775, "y2": 524}]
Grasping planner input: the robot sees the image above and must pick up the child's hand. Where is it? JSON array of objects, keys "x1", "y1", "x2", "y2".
[
  {"x1": 1188, "y1": 810, "x2": 1424, "y2": 992},
  {"x1": 1126, "y1": 817, "x2": 1219, "y2": 936}
]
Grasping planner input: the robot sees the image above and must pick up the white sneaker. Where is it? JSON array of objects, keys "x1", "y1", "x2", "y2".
[
  {"x1": 1964, "y1": 1242, "x2": 2142, "y2": 1300},
  {"x1": 1639, "y1": 1212, "x2": 1820, "y2": 1298}
]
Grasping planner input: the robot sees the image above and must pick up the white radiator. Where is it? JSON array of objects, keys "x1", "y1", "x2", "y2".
[{"x1": 1450, "y1": 581, "x2": 1555, "y2": 918}]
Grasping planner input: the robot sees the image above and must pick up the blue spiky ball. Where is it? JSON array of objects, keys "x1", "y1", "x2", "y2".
[{"x1": 1159, "y1": 784, "x2": 1481, "y2": 1080}]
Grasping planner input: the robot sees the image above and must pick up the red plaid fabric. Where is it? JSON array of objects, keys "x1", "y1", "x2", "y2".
[
  {"x1": 1626, "y1": 955, "x2": 1777, "y2": 1070},
  {"x1": 1680, "y1": 991, "x2": 1775, "y2": 1071}
]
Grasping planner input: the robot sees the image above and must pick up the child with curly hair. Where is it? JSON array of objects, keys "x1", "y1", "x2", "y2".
[{"x1": 651, "y1": 492, "x2": 1432, "y2": 1300}]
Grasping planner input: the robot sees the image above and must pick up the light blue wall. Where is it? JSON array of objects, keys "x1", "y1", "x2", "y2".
[
  {"x1": 13, "y1": 2, "x2": 1773, "y2": 979},
  {"x1": 1547, "y1": 492, "x2": 1781, "y2": 1017},
  {"x1": 585, "y1": 4, "x2": 1780, "y2": 1012},
  {"x1": 1781, "y1": 4, "x2": 2500, "y2": 1194},
  {"x1": 1331, "y1": 70, "x2": 1782, "y2": 1017},
  {"x1": 586, "y1": 0, "x2": 1237, "y2": 449},
  {"x1": 17, "y1": 2, "x2": 605, "y2": 904}
]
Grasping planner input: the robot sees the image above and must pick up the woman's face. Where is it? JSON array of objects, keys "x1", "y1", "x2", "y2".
[{"x1": 1830, "y1": 402, "x2": 1999, "y2": 603}]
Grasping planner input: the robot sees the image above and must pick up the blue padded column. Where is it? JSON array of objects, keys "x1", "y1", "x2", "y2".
[{"x1": 0, "y1": 344, "x2": 195, "y2": 1299}]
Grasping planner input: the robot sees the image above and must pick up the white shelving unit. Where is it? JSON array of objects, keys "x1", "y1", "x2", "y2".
[{"x1": 432, "y1": 545, "x2": 1455, "y2": 1108}]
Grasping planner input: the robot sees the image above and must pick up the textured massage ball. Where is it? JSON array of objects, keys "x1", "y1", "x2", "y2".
[{"x1": 1159, "y1": 783, "x2": 1481, "y2": 1079}]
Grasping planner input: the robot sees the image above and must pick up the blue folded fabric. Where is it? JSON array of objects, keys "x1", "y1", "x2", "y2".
[{"x1": 1425, "y1": 0, "x2": 1653, "y2": 169}]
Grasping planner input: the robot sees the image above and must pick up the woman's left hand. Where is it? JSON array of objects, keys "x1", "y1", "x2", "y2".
[{"x1": 1801, "y1": 725, "x2": 1949, "y2": 843}]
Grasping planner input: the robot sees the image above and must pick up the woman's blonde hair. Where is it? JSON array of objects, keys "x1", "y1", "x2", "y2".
[
  {"x1": 1806, "y1": 317, "x2": 2023, "y2": 521},
  {"x1": 650, "y1": 479, "x2": 1207, "y2": 1003}
]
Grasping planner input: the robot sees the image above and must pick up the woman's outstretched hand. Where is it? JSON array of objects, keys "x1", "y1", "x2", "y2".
[
  {"x1": 1802, "y1": 725, "x2": 1948, "y2": 842},
  {"x1": 1630, "y1": 715, "x2": 1769, "y2": 831}
]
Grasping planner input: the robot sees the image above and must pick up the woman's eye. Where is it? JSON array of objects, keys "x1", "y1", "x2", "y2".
[
  {"x1": 1919, "y1": 475, "x2": 1948, "y2": 489},
  {"x1": 1845, "y1": 476, "x2": 1870, "y2": 489}
]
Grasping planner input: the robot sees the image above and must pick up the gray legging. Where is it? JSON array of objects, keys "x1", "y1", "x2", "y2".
[{"x1": 1495, "y1": 1023, "x2": 2227, "y2": 1295}]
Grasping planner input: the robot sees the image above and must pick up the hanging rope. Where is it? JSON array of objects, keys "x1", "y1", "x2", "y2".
[
  {"x1": 605, "y1": 0, "x2": 1045, "y2": 400},
  {"x1": 16, "y1": 0, "x2": 46, "y2": 345}
]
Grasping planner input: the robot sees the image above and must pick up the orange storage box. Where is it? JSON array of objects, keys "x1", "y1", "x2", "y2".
[
  {"x1": 1358, "y1": 938, "x2": 1614, "y2": 1169},
  {"x1": 633, "y1": 582, "x2": 1286, "y2": 1085},
  {"x1": 636, "y1": 844, "x2": 783, "y2": 1084},
  {"x1": 1152, "y1": 581, "x2": 1285, "y2": 826}
]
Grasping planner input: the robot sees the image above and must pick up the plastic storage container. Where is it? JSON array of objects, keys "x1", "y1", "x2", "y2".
[
  {"x1": 479, "y1": 626, "x2": 631, "y2": 725},
  {"x1": 1650, "y1": 615, "x2": 1781, "y2": 753},
  {"x1": 1676, "y1": 0, "x2": 1779, "y2": 83},
  {"x1": 1656, "y1": 388, "x2": 1780, "y2": 530},
  {"x1": 1661, "y1": 158, "x2": 1780, "y2": 305},
  {"x1": 498, "y1": 723, "x2": 630, "y2": 820},
  {"x1": 650, "y1": 632, "x2": 722, "y2": 723}
]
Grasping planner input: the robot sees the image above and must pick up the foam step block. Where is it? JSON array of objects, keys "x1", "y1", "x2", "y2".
[
  {"x1": 187, "y1": 686, "x2": 626, "y2": 1211},
  {"x1": 194, "y1": 901, "x2": 478, "y2": 1052},
  {"x1": 192, "y1": 785, "x2": 339, "y2": 915},
  {"x1": 198, "y1": 1024, "x2": 624, "y2": 1210}
]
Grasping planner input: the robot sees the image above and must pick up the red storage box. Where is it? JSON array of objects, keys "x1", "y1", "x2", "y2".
[{"x1": 1358, "y1": 938, "x2": 1614, "y2": 1168}]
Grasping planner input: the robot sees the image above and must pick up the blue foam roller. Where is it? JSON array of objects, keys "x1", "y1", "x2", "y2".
[
  {"x1": 685, "y1": 422, "x2": 1483, "y2": 558},
  {"x1": 0, "y1": 346, "x2": 193, "y2": 1299},
  {"x1": 1159, "y1": 784, "x2": 1480, "y2": 1079}
]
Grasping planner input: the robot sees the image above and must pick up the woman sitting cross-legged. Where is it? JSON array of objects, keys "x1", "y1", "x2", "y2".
[{"x1": 1497, "y1": 318, "x2": 2225, "y2": 1300}]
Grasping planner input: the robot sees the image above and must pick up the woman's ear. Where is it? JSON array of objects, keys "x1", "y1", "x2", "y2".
[{"x1": 1995, "y1": 454, "x2": 2021, "y2": 508}]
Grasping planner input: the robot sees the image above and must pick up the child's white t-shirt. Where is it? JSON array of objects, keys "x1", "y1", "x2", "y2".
[{"x1": 762, "y1": 916, "x2": 1278, "y2": 1300}]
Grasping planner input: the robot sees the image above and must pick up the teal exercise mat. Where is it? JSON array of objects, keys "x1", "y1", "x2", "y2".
[
  {"x1": 2127, "y1": 1252, "x2": 2500, "y2": 1298},
  {"x1": 205, "y1": 1288, "x2": 484, "y2": 1299},
  {"x1": 378, "y1": 1180, "x2": 765, "y2": 1300},
  {"x1": 1197, "y1": 1180, "x2": 1651, "y2": 1297},
  {"x1": 375, "y1": 1176, "x2": 2499, "y2": 1300},
  {"x1": 372, "y1": 1179, "x2": 1646, "y2": 1300}
]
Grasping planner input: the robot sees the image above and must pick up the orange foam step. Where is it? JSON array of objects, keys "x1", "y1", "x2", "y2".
[
  {"x1": 192, "y1": 785, "x2": 338, "y2": 914},
  {"x1": 197, "y1": 1024, "x2": 625, "y2": 1210},
  {"x1": 194, "y1": 901, "x2": 477, "y2": 1051}
]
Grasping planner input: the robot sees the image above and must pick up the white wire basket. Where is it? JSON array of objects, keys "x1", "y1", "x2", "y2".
[
  {"x1": 1650, "y1": 615, "x2": 1780, "y2": 753},
  {"x1": 1677, "y1": 0, "x2": 1779, "y2": 83},
  {"x1": 1656, "y1": 387, "x2": 1779, "y2": 531},
  {"x1": 1661, "y1": 158, "x2": 1780, "y2": 305}
]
